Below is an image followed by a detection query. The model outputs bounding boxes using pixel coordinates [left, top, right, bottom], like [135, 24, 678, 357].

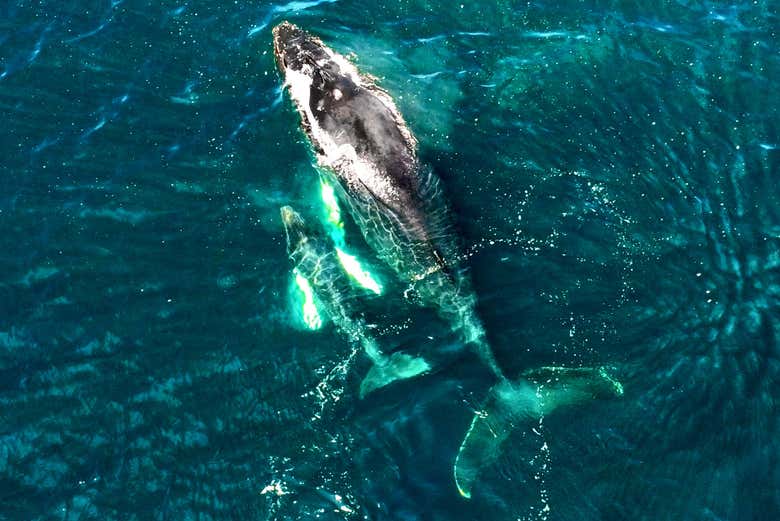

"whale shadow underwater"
[271, 21, 623, 499]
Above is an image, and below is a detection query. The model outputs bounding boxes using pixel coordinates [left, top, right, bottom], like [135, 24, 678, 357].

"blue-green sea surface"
[1, 1, 778, 519]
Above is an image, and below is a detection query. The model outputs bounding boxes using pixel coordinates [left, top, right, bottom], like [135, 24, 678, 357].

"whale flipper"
[359, 351, 431, 398]
[454, 367, 624, 499]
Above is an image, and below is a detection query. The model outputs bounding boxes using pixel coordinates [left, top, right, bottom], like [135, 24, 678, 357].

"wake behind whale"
[272, 21, 622, 499]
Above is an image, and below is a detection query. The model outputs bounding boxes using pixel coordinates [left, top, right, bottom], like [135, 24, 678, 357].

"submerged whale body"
[273, 22, 623, 499]
[281, 206, 430, 397]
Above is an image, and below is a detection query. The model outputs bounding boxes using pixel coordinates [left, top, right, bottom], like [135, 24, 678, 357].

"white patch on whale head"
[325, 50, 362, 86]
[332, 88, 342, 100]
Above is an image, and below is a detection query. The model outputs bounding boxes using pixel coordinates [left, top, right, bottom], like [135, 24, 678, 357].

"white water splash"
[248, 0, 339, 37]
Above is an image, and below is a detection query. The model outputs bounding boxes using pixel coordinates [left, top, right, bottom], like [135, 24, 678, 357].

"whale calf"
[273, 22, 622, 498]
[281, 205, 430, 397]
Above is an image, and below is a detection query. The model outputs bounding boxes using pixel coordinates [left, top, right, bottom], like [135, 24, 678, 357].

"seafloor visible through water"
[1, 1, 778, 520]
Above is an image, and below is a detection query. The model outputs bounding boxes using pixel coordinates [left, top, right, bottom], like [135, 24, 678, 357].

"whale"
[272, 22, 623, 499]
[272, 21, 502, 378]
[453, 366, 623, 497]
[281, 205, 430, 398]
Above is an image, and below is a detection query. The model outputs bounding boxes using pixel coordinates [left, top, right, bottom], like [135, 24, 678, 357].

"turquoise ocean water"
[1, 1, 778, 519]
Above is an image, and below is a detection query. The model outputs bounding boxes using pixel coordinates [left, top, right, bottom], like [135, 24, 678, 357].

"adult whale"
[272, 22, 622, 498]
[272, 21, 502, 378]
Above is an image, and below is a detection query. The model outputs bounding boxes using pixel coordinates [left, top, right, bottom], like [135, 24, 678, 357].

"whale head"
[272, 21, 363, 128]
[272, 22, 331, 75]
[280, 205, 309, 252]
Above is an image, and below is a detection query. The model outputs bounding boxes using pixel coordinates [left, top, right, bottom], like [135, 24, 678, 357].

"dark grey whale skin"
[273, 22, 417, 190]
[273, 22, 502, 378]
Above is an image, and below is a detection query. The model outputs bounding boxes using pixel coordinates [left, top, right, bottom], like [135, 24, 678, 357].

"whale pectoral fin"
[359, 352, 431, 398]
[454, 368, 624, 499]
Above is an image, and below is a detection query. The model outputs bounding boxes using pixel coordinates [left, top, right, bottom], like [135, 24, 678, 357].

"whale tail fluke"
[522, 365, 624, 413]
[359, 352, 431, 398]
[453, 366, 623, 499]
[453, 379, 540, 499]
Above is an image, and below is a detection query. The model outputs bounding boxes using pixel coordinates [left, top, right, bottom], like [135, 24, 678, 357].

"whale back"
[311, 77, 417, 187]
